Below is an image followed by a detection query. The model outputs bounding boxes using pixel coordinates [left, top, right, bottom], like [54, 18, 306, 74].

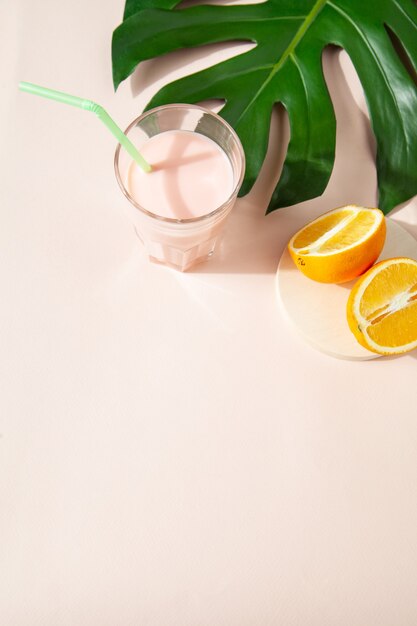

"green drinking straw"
[19, 81, 152, 173]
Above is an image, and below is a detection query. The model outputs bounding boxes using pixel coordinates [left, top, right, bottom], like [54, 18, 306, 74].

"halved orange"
[347, 257, 417, 355]
[288, 205, 386, 283]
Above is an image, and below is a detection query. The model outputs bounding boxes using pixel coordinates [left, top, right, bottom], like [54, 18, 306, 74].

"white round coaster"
[276, 218, 417, 360]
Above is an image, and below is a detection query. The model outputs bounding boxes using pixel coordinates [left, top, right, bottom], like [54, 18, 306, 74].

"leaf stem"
[236, 0, 328, 124]
[272, 0, 328, 73]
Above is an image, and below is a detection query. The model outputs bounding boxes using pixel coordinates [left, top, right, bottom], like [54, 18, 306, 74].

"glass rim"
[114, 103, 246, 225]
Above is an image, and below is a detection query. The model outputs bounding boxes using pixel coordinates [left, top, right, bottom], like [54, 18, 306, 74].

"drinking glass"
[114, 104, 245, 271]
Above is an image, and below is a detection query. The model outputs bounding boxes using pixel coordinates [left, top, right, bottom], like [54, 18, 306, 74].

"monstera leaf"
[112, 0, 417, 214]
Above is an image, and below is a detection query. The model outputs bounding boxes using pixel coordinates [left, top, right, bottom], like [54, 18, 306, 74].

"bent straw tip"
[18, 80, 152, 173]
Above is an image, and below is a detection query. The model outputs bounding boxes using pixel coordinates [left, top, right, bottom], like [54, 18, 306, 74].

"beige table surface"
[2, 1, 417, 624]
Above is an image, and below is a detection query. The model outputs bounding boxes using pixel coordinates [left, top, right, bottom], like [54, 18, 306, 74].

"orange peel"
[288, 205, 386, 283]
[347, 257, 417, 355]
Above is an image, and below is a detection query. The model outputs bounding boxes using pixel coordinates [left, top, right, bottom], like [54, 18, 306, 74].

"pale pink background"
[2, 1, 417, 624]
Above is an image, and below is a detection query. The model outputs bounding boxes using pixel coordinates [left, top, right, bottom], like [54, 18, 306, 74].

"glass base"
[148, 250, 214, 272]
[134, 227, 217, 271]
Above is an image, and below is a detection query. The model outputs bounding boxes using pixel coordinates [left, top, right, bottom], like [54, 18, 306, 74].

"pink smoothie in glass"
[126, 130, 234, 219]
